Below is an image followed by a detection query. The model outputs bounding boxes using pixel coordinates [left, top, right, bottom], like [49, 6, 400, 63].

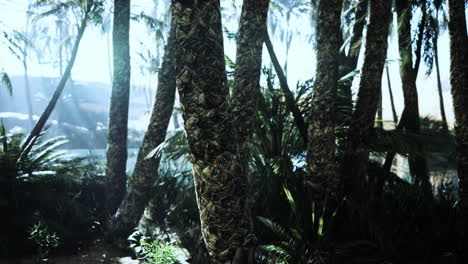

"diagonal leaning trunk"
[447, 0, 468, 204]
[105, 0, 131, 216]
[433, 32, 449, 131]
[342, 0, 391, 197]
[307, 0, 343, 198]
[21, 12, 89, 156]
[109, 25, 176, 240]
[264, 32, 307, 144]
[172, 1, 250, 262]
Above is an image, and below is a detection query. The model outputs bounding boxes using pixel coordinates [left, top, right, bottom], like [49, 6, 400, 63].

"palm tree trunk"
[231, 0, 270, 159]
[386, 65, 398, 124]
[172, 1, 250, 263]
[22, 61, 34, 129]
[307, 0, 343, 198]
[105, 0, 131, 216]
[377, 92, 383, 129]
[109, 25, 176, 240]
[342, 0, 391, 197]
[264, 32, 307, 144]
[447, 0, 468, 203]
[434, 34, 449, 130]
[231, 2, 270, 261]
[21, 15, 88, 155]
[23, 10, 34, 130]
[336, 0, 368, 127]
[396, 0, 430, 193]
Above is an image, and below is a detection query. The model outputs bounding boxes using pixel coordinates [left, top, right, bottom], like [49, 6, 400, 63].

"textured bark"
[434, 34, 449, 130]
[264, 32, 307, 144]
[386, 65, 398, 124]
[306, 0, 343, 198]
[342, 0, 391, 196]
[231, 0, 270, 149]
[172, 1, 250, 262]
[109, 27, 176, 239]
[377, 92, 383, 129]
[396, 0, 430, 191]
[105, 0, 131, 216]
[230, 2, 270, 261]
[447, 0, 468, 202]
[21, 14, 88, 155]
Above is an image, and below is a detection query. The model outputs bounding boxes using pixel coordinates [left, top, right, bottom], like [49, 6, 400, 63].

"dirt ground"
[0, 242, 139, 264]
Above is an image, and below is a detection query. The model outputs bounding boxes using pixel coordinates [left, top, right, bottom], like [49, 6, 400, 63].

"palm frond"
[258, 216, 295, 244]
[0, 71, 13, 96]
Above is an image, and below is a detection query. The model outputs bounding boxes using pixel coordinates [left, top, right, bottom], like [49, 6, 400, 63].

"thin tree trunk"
[23, 8, 34, 130]
[264, 32, 307, 144]
[336, 0, 368, 127]
[434, 34, 449, 130]
[348, 0, 368, 63]
[23, 61, 34, 129]
[447, 0, 468, 203]
[172, 1, 250, 263]
[377, 92, 383, 129]
[21, 16, 88, 155]
[307, 0, 343, 198]
[396, 0, 430, 193]
[105, 0, 131, 216]
[386, 65, 398, 124]
[342, 0, 391, 196]
[109, 26, 176, 240]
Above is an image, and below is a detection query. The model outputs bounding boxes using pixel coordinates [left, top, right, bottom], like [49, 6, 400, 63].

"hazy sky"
[1, 0, 466, 127]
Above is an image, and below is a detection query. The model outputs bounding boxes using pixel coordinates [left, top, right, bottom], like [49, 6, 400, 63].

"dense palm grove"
[1, 0, 468, 263]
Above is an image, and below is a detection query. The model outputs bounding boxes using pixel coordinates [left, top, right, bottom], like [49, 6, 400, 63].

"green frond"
[258, 216, 295, 244]
[259, 245, 291, 262]
[283, 185, 297, 215]
[0, 71, 13, 96]
[146, 129, 188, 162]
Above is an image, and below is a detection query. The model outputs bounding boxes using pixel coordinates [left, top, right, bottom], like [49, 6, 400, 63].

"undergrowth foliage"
[0, 123, 106, 256]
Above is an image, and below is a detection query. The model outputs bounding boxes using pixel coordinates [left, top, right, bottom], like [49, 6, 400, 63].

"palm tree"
[105, 0, 131, 216]
[22, 0, 104, 157]
[395, 0, 430, 193]
[172, 0, 267, 262]
[306, 0, 343, 198]
[342, 0, 391, 196]
[447, 0, 468, 203]
[231, 0, 270, 159]
[231, 1, 270, 260]
[110, 22, 176, 240]
[423, 0, 448, 131]
[0, 71, 12, 96]
[336, 0, 368, 128]
[2, 28, 34, 128]
[385, 64, 399, 124]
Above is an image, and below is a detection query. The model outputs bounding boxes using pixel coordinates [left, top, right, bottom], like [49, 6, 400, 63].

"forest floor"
[0, 242, 139, 264]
